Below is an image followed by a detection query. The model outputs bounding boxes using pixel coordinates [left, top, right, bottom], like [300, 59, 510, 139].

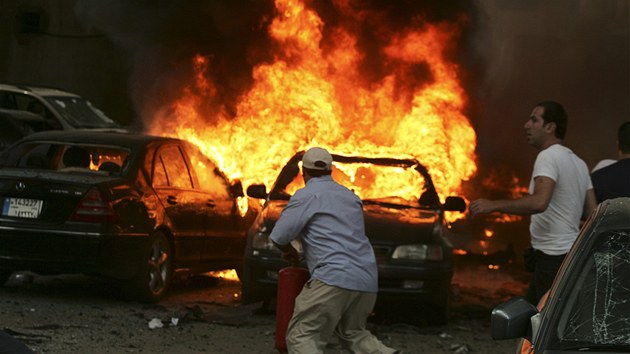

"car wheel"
[124, 231, 173, 303]
[427, 285, 451, 325]
[240, 263, 265, 304]
[0, 270, 13, 285]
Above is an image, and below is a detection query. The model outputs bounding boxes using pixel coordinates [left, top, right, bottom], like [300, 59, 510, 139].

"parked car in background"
[0, 83, 121, 131]
[0, 130, 257, 302]
[241, 151, 466, 324]
[0, 109, 46, 152]
[492, 197, 630, 353]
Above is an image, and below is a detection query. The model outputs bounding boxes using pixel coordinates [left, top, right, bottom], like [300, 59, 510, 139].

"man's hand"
[469, 198, 494, 217]
[273, 241, 301, 266]
[281, 248, 301, 266]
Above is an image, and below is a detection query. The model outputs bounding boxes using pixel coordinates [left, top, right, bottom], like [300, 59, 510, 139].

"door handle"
[207, 200, 216, 208]
[167, 195, 178, 205]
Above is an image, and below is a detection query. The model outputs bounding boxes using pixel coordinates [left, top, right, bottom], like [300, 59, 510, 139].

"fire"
[148, 0, 477, 208]
[207, 269, 240, 281]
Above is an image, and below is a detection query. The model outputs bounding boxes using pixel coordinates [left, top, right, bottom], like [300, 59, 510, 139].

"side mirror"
[230, 180, 245, 198]
[444, 196, 466, 212]
[491, 297, 538, 340]
[246, 184, 267, 199]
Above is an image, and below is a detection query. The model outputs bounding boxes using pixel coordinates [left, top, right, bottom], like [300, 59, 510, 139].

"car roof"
[291, 150, 422, 168]
[14, 130, 179, 149]
[0, 83, 80, 98]
[593, 197, 630, 231]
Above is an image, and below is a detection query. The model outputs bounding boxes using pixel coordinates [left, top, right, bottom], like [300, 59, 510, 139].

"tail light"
[69, 187, 117, 223]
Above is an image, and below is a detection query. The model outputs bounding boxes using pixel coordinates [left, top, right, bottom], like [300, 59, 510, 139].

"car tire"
[124, 231, 173, 303]
[427, 285, 451, 326]
[0, 270, 13, 285]
[240, 263, 266, 305]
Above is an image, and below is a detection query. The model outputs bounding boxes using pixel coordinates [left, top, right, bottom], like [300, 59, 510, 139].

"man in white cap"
[270, 147, 398, 354]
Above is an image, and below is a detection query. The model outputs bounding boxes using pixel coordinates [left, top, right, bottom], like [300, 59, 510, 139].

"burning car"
[241, 151, 466, 324]
[0, 130, 256, 302]
[492, 197, 630, 353]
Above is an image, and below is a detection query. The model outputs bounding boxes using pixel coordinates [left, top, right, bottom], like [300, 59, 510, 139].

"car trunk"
[0, 169, 112, 225]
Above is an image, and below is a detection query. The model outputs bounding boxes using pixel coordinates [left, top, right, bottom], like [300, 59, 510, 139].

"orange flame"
[207, 269, 239, 281]
[149, 0, 476, 207]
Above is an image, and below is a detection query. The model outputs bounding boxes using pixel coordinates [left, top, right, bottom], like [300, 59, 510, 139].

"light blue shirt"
[269, 175, 378, 293]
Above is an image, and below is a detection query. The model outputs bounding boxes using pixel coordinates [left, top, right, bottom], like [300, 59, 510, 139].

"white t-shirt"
[529, 144, 593, 255]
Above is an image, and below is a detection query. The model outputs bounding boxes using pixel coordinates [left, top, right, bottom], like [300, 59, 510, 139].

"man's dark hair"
[303, 167, 332, 177]
[618, 121, 630, 153]
[537, 100, 568, 139]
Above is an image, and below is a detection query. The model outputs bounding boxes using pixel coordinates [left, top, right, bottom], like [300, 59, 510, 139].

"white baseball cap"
[302, 147, 333, 171]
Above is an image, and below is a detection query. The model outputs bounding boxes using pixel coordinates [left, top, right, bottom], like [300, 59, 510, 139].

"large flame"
[149, 0, 477, 206]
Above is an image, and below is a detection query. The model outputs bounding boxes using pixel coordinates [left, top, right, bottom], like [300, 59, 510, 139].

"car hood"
[261, 199, 441, 244]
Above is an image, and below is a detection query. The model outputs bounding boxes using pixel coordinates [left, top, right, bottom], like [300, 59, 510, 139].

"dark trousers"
[526, 250, 566, 305]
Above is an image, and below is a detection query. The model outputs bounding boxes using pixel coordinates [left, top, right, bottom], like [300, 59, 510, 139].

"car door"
[183, 144, 246, 263]
[152, 143, 209, 263]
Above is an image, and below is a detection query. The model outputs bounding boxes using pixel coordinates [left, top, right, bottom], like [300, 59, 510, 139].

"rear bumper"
[242, 253, 453, 303]
[0, 225, 148, 279]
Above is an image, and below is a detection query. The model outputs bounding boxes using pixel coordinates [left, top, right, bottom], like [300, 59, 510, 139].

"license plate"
[2, 198, 43, 218]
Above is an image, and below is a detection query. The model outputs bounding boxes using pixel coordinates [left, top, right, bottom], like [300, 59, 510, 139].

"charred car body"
[492, 197, 630, 353]
[0, 130, 256, 302]
[241, 151, 466, 324]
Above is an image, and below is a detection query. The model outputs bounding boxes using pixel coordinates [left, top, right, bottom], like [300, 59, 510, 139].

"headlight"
[252, 226, 276, 251]
[392, 244, 443, 261]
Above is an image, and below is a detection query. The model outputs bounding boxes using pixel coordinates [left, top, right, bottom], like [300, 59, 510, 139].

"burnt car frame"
[241, 151, 466, 324]
[0, 130, 256, 302]
[492, 197, 630, 353]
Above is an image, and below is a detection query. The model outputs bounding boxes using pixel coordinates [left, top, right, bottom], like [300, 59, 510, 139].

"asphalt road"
[0, 257, 527, 353]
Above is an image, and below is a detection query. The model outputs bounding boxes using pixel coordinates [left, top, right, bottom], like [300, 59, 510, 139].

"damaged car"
[0, 130, 257, 302]
[492, 197, 630, 353]
[241, 151, 466, 324]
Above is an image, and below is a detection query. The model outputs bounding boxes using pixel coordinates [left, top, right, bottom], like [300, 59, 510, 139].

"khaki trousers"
[286, 279, 397, 354]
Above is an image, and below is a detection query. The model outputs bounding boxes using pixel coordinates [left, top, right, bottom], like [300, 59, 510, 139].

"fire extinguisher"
[275, 266, 310, 352]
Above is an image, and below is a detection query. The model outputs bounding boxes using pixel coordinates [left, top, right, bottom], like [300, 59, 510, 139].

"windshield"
[555, 229, 630, 348]
[270, 158, 438, 208]
[44, 96, 119, 129]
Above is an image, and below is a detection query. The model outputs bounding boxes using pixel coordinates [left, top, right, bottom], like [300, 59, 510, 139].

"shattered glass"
[558, 229, 630, 346]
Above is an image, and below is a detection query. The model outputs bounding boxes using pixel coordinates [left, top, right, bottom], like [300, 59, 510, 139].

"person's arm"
[582, 188, 597, 220]
[273, 241, 300, 265]
[470, 176, 555, 216]
[269, 193, 312, 265]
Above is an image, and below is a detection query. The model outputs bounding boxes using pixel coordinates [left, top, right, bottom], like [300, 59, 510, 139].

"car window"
[0, 91, 18, 109]
[43, 96, 118, 129]
[154, 144, 193, 189]
[557, 229, 630, 347]
[0, 141, 129, 174]
[185, 144, 230, 199]
[272, 159, 429, 207]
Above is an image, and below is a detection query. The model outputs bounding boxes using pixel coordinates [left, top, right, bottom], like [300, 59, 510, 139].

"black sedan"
[0, 130, 257, 302]
[492, 197, 630, 353]
[241, 151, 466, 324]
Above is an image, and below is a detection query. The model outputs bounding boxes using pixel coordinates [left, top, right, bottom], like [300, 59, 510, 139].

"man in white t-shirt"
[470, 101, 596, 304]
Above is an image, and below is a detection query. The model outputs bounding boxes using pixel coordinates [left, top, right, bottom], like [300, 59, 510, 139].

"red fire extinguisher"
[275, 266, 310, 352]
